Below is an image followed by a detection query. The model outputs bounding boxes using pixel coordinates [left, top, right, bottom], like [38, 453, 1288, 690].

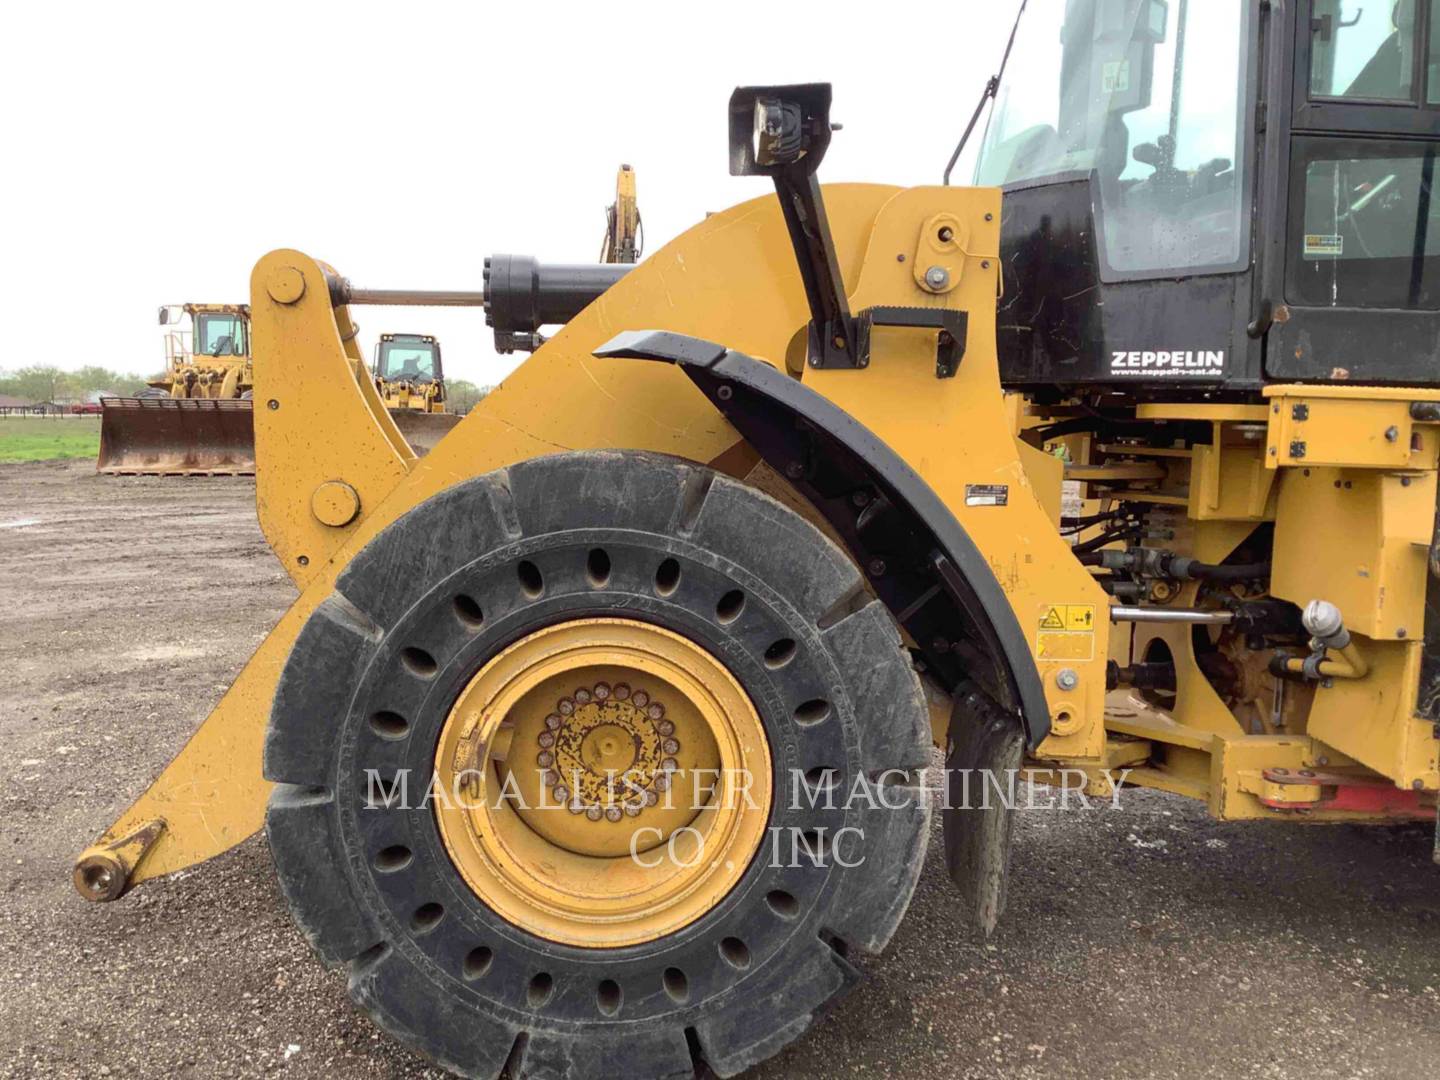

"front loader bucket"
[97, 397, 255, 476]
[387, 409, 462, 456]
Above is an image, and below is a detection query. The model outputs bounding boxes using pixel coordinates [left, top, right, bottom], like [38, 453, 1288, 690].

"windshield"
[976, 0, 1250, 276]
[194, 313, 247, 357]
[376, 339, 437, 382]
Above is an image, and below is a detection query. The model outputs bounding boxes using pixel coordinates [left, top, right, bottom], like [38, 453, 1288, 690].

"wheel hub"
[434, 618, 772, 947]
[543, 681, 681, 824]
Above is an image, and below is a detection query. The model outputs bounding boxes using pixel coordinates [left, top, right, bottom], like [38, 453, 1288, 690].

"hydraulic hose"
[1169, 557, 1271, 583]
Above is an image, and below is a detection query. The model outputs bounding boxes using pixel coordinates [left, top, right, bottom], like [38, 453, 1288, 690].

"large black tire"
[264, 451, 930, 1079]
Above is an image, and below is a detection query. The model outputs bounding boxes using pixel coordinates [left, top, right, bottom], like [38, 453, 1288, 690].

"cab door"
[1265, 0, 1440, 383]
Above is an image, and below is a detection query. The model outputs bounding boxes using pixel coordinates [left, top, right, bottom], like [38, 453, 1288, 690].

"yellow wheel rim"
[434, 618, 772, 948]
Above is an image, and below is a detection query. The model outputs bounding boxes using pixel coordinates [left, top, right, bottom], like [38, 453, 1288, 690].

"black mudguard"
[596, 329, 1049, 749]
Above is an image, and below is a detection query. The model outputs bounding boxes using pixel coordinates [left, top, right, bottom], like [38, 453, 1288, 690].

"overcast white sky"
[1, 1, 1014, 387]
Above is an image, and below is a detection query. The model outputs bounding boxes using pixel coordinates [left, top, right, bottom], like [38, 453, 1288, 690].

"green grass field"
[0, 417, 100, 463]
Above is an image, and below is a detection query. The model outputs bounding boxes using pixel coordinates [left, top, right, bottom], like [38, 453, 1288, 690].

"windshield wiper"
[943, 0, 1030, 185]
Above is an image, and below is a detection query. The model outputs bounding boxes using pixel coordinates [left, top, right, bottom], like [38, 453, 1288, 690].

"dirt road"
[2, 461, 1438, 1078]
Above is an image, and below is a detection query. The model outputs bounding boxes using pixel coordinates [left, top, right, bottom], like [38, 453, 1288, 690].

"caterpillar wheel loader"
[97, 303, 256, 475]
[75, 1, 1440, 1076]
[371, 331, 462, 452]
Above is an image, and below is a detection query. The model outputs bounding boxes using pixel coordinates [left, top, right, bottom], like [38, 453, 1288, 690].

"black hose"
[1072, 526, 1140, 556]
[1060, 508, 1136, 534]
[1175, 558, 1271, 583]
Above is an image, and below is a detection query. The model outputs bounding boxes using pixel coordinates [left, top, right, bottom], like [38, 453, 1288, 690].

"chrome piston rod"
[332, 284, 487, 307]
[1110, 606, 1235, 625]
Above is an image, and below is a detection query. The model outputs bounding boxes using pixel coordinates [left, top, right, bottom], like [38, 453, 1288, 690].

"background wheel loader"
[75, 2, 1440, 1077]
[370, 331, 461, 452]
[97, 303, 256, 475]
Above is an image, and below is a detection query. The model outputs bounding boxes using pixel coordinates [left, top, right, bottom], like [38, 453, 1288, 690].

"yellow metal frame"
[1024, 384, 1440, 818]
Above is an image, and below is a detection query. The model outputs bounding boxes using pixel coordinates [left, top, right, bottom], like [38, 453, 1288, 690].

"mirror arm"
[771, 167, 861, 370]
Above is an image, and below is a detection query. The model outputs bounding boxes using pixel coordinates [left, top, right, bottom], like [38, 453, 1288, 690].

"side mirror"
[158, 306, 170, 326]
[728, 83, 834, 178]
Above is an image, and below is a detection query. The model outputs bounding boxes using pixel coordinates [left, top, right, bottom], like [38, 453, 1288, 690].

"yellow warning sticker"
[1039, 604, 1096, 631]
[1037, 632, 1095, 661]
[1036, 605, 1098, 662]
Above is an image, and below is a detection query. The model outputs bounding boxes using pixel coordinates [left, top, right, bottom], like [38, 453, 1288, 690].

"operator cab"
[373, 333, 443, 384]
[157, 304, 250, 360]
[975, 0, 1439, 394]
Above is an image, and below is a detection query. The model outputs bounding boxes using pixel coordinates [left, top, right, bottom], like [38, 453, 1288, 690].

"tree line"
[446, 381, 492, 414]
[0, 365, 152, 403]
[0, 364, 494, 413]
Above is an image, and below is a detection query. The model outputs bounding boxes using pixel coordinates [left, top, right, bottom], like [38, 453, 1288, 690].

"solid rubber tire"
[264, 450, 931, 1079]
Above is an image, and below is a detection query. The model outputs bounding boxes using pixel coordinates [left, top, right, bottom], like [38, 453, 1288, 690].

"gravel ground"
[2, 461, 1438, 1079]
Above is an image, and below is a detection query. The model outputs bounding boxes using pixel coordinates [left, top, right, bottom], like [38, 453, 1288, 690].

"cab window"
[1309, 0, 1436, 101]
[194, 313, 247, 357]
[976, 0, 1251, 277]
[377, 341, 437, 382]
[1288, 137, 1438, 308]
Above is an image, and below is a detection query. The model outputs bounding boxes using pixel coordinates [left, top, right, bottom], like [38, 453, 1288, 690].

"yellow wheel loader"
[97, 303, 256, 475]
[77, 2, 1440, 1076]
[371, 331, 461, 452]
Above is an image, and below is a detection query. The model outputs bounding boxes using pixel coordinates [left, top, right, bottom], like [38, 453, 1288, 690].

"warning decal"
[1036, 604, 1097, 662]
[1039, 604, 1095, 631]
